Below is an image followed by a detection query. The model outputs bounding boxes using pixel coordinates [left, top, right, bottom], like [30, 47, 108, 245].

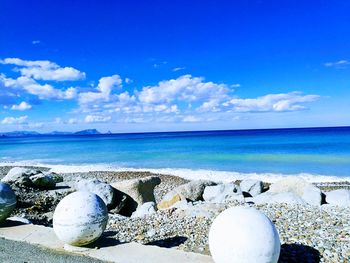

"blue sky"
[0, 0, 350, 133]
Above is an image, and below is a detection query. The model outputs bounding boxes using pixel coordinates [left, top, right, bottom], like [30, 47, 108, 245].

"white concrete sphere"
[53, 191, 108, 246]
[209, 206, 280, 263]
[0, 183, 17, 223]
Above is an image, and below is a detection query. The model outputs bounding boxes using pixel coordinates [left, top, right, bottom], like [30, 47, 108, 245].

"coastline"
[1, 161, 350, 184]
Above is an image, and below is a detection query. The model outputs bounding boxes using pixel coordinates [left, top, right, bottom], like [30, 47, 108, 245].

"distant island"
[0, 129, 102, 137]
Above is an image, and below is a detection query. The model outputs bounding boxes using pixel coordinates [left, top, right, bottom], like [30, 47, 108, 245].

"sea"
[1, 126, 350, 183]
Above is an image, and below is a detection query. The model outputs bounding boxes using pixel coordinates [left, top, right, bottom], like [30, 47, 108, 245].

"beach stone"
[48, 172, 64, 183]
[131, 202, 156, 218]
[76, 179, 116, 209]
[53, 191, 108, 246]
[29, 173, 56, 189]
[0, 183, 17, 223]
[325, 189, 350, 207]
[240, 179, 263, 197]
[203, 183, 244, 203]
[1, 167, 39, 186]
[209, 206, 280, 263]
[158, 180, 216, 209]
[268, 177, 322, 205]
[176, 202, 225, 218]
[253, 192, 307, 205]
[111, 176, 161, 215]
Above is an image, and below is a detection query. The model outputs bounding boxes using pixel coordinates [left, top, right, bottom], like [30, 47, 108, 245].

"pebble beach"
[1, 165, 350, 263]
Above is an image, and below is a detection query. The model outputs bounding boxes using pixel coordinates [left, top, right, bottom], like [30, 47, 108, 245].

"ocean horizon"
[1, 126, 350, 183]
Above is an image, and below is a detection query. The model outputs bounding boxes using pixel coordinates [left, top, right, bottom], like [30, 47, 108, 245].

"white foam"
[1, 161, 349, 183]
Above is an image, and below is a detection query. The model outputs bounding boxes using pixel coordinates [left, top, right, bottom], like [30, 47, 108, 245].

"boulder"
[253, 192, 307, 205]
[131, 202, 156, 218]
[30, 173, 56, 189]
[158, 180, 216, 209]
[176, 202, 225, 218]
[0, 183, 17, 223]
[76, 179, 116, 209]
[1, 167, 40, 186]
[203, 183, 244, 203]
[111, 176, 161, 215]
[268, 177, 322, 206]
[325, 189, 350, 207]
[240, 179, 263, 197]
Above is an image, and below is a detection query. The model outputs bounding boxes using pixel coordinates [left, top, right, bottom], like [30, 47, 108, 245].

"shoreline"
[1, 161, 350, 184]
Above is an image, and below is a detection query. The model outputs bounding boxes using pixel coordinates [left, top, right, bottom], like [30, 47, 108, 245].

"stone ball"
[209, 206, 280, 263]
[53, 191, 108, 246]
[0, 183, 17, 223]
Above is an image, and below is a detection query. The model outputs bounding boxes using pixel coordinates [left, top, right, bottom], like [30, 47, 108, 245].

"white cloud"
[1, 115, 28, 124]
[324, 60, 349, 68]
[0, 57, 85, 81]
[68, 118, 78, 124]
[32, 40, 41, 45]
[79, 75, 122, 105]
[125, 78, 133, 84]
[138, 75, 229, 105]
[84, 115, 111, 123]
[182, 115, 202, 122]
[172, 67, 186, 72]
[11, 101, 32, 111]
[223, 92, 320, 112]
[1, 75, 77, 100]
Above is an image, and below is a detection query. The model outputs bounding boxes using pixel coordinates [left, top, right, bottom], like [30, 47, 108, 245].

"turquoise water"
[1, 127, 350, 178]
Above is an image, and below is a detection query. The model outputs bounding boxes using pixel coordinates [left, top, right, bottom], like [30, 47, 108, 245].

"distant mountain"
[46, 131, 73, 135]
[0, 131, 41, 137]
[74, 129, 101, 135]
[0, 129, 102, 137]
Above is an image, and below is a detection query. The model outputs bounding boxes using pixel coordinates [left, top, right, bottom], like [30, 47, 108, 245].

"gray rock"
[157, 180, 216, 209]
[111, 176, 161, 215]
[1, 167, 40, 186]
[131, 202, 156, 218]
[253, 192, 307, 205]
[325, 189, 350, 207]
[240, 179, 263, 197]
[268, 177, 322, 206]
[203, 183, 244, 203]
[30, 173, 56, 189]
[0, 182, 17, 223]
[176, 202, 225, 218]
[76, 179, 116, 209]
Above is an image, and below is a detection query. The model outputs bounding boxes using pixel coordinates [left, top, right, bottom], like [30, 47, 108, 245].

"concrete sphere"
[0, 183, 17, 223]
[53, 191, 108, 246]
[209, 207, 280, 263]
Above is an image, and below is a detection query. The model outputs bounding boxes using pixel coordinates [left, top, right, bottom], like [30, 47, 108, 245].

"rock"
[48, 172, 64, 184]
[253, 192, 307, 205]
[203, 183, 244, 203]
[158, 180, 215, 209]
[30, 173, 56, 189]
[131, 202, 156, 218]
[7, 216, 32, 224]
[268, 177, 322, 206]
[1, 167, 39, 186]
[111, 176, 161, 214]
[53, 191, 108, 246]
[325, 189, 350, 207]
[0, 183, 17, 223]
[240, 179, 263, 197]
[76, 179, 116, 209]
[176, 202, 225, 218]
[157, 192, 182, 210]
[209, 207, 280, 263]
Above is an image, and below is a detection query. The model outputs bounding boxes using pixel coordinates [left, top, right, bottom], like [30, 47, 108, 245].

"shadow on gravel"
[85, 231, 126, 249]
[145, 236, 188, 248]
[279, 243, 321, 263]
